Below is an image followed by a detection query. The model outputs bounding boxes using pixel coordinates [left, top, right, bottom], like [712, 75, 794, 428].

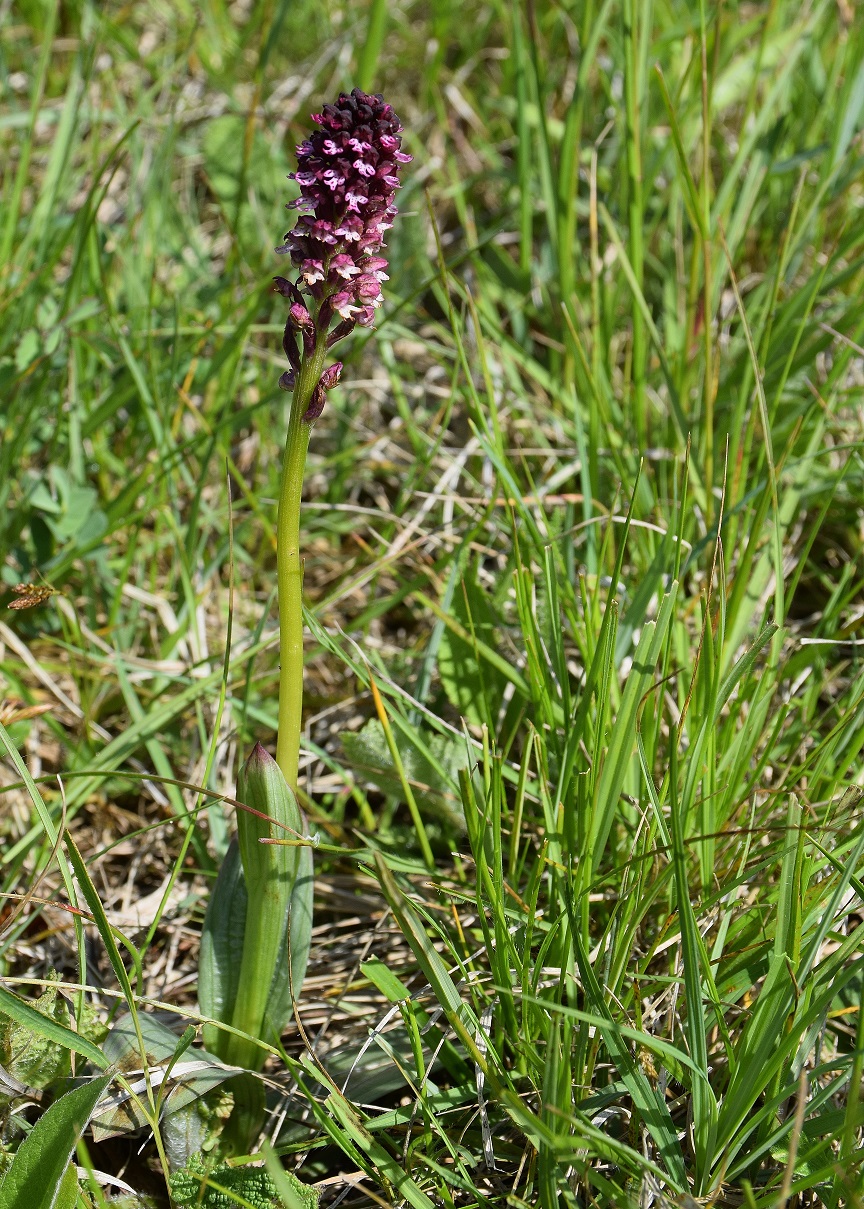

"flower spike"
[276, 88, 410, 419]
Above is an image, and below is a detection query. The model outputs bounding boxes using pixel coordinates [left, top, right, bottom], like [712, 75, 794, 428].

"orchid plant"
[272, 88, 410, 789]
[196, 89, 410, 1155]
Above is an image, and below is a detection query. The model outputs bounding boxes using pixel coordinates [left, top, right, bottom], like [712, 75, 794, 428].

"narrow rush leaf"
[723, 420, 826, 670]
[808, 832, 864, 908]
[536, 1121, 672, 1184]
[564, 887, 687, 1190]
[636, 734, 672, 851]
[362, 958, 411, 1004]
[65, 835, 141, 1003]
[326, 1092, 436, 1209]
[714, 911, 864, 1158]
[654, 64, 706, 238]
[555, 469, 644, 805]
[538, 1017, 562, 1204]
[615, 534, 673, 667]
[719, 227, 784, 652]
[510, 989, 712, 1087]
[509, 1, 533, 272]
[712, 621, 777, 725]
[591, 583, 678, 870]
[840, 968, 864, 1179]
[798, 826, 864, 984]
[114, 663, 198, 843]
[53, 635, 279, 817]
[356, 0, 388, 92]
[669, 749, 718, 1185]
[372, 854, 466, 1025]
[621, 0, 647, 443]
[597, 204, 697, 482]
[714, 951, 799, 1156]
[463, 421, 548, 550]
[369, 675, 435, 871]
[0, 719, 89, 1025]
[373, 853, 559, 1154]
[775, 794, 803, 965]
[63, 837, 155, 1121]
[0, 0, 58, 267]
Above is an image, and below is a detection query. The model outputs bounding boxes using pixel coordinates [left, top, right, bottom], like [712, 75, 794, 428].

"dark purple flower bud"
[320, 362, 342, 390]
[303, 382, 327, 424]
[282, 323, 300, 371]
[279, 369, 296, 391]
[289, 302, 314, 330]
[273, 276, 304, 307]
[287, 303, 315, 356]
[301, 363, 343, 424]
[327, 318, 356, 347]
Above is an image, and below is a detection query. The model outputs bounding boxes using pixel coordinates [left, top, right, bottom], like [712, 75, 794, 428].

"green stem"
[275, 337, 327, 790]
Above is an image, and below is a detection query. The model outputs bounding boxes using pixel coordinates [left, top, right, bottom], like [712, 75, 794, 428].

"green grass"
[2, 0, 864, 1205]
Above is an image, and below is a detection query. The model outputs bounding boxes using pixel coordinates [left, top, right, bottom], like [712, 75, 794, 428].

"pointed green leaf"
[199, 839, 247, 1054]
[0, 1074, 111, 1209]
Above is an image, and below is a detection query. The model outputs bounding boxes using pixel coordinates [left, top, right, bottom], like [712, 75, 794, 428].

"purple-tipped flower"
[275, 89, 410, 421]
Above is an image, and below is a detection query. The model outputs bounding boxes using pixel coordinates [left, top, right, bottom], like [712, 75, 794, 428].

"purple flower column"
[273, 90, 409, 787]
[275, 88, 411, 421]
